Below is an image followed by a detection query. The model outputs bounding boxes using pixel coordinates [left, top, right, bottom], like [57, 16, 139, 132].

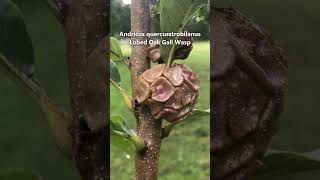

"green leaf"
[163, 108, 210, 138]
[110, 37, 123, 61]
[185, 108, 210, 122]
[0, 170, 41, 180]
[189, 1, 210, 23]
[0, 0, 35, 77]
[251, 150, 320, 179]
[110, 115, 131, 137]
[110, 115, 146, 152]
[159, 0, 207, 62]
[110, 60, 121, 86]
[110, 60, 133, 111]
[111, 132, 133, 154]
[0, 53, 73, 158]
[110, 115, 133, 153]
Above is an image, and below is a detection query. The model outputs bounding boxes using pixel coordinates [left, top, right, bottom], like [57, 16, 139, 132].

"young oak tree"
[0, 0, 109, 179]
[110, 0, 209, 179]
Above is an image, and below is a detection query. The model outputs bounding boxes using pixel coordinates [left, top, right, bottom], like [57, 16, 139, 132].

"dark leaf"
[251, 150, 320, 179]
[0, 170, 41, 180]
[0, 0, 35, 77]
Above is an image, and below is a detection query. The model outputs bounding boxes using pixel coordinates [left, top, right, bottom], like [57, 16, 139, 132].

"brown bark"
[61, 0, 109, 179]
[130, 0, 162, 180]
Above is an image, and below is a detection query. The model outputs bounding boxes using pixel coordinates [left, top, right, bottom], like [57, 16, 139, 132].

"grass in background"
[110, 42, 210, 179]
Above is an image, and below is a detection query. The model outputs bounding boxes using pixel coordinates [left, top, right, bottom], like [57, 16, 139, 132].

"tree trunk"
[130, 0, 162, 180]
[63, 0, 109, 179]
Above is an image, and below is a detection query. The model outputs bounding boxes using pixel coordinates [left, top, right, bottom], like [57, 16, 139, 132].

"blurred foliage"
[0, 0, 35, 77]
[0, 0, 79, 179]
[110, 0, 131, 37]
[0, 170, 41, 180]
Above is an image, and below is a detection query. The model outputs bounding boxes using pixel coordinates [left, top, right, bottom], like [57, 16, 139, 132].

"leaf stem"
[110, 80, 134, 112]
[162, 122, 177, 138]
[130, 131, 146, 152]
[165, 2, 195, 68]
[166, 43, 177, 68]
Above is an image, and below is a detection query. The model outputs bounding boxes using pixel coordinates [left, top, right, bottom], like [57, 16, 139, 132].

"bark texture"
[131, 0, 162, 180]
[62, 0, 109, 179]
[211, 8, 288, 180]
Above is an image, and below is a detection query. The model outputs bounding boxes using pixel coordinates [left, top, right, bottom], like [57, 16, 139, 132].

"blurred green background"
[216, 0, 320, 179]
[0, 0, 80, 179]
